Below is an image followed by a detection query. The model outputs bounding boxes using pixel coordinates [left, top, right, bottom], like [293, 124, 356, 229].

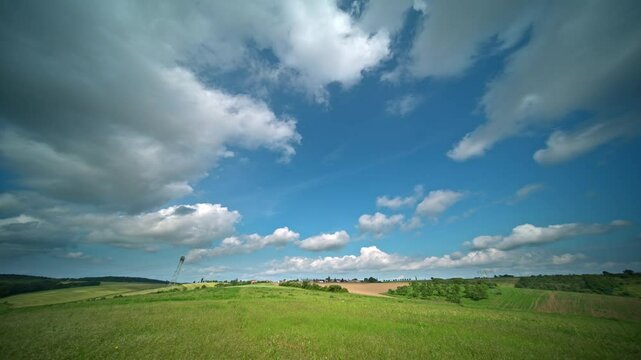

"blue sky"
[1, 0, 640, 281]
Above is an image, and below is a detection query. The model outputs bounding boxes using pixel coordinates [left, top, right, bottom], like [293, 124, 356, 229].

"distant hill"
[0, 274, 167, 298]
[0, 274, 54, 281]
[74, 276, 168, 284]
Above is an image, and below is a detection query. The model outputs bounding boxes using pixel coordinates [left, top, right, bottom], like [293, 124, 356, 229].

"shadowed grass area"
[2, 282, 165, 307]
[0, 285, 640, 359]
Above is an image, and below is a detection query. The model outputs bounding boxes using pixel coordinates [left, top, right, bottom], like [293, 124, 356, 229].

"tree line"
[0, 277, 100, 298]
[515, 270, 639, 296]
[0, 274, 168, 298]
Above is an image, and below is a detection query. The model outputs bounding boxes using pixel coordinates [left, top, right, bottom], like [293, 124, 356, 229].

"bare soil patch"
[320, 282, 408, 297]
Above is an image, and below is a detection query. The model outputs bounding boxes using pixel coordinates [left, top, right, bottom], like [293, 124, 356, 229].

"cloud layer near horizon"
[186, 229, 351, 262]
[263, 246, 510, 275]
[264, 220, 630, 275]
[0, 200, 242, 255]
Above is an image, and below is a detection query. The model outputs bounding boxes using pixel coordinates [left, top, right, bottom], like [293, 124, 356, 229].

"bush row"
[215, 280, 255, 287]
[389, 280, 495, 303]
[279, 281, 348, 293]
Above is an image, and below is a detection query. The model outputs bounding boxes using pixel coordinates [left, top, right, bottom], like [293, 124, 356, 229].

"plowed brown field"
[320, 282, 408, 297]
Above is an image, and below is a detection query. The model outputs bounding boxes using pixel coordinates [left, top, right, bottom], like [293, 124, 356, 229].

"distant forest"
[0, 274, 167, 298]
[515, 270, 640, 297]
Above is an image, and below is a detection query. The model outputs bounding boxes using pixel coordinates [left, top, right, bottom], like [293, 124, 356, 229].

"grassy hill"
[0, 284, 639, 359]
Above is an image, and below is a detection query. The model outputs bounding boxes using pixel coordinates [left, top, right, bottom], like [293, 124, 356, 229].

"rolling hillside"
[1, 284, 639, 359]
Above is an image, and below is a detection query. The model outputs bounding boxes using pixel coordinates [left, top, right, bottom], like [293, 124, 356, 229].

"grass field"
[463, 286, 546, 311]
[0, 284, 640, 359]
[461, 286, 641, 321]
[534, 290, 641, 321]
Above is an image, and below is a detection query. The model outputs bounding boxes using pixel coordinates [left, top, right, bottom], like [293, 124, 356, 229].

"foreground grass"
[0, 285, 640, 359]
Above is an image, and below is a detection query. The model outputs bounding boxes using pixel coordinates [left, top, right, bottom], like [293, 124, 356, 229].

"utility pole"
[170, 256, 185, 285]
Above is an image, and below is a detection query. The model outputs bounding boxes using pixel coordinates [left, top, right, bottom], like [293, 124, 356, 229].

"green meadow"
[1, 284, 640, 359]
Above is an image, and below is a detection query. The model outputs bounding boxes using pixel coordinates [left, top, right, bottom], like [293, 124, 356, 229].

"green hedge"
[279, 281, 348, 293]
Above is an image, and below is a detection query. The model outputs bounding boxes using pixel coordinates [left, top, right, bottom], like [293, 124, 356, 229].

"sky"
[1, 0, 640, 282]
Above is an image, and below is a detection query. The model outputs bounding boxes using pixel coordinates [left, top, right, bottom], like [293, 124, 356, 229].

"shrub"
[279, 281, 303, 288]
[327, 284, 347, 293]
[442, 284, 460, 303]
[464, 284, 488, 301]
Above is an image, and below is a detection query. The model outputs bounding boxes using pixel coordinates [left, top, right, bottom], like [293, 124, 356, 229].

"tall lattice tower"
[170, 256, 185, 285]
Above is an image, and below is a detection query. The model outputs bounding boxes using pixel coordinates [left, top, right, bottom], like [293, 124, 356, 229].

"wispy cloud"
[507, 183, 544, 204]
[377, 185, 424, 210]
[386, 94, 423, 116]
[534, 117, 640, 165]
[467, 221, 630, 250]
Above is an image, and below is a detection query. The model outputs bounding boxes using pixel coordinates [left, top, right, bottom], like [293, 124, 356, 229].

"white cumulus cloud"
[85, 204, 241, 248]
[264, 246, 511, 275]
[0, 201, 244, 255]
[552, 253, 586, 265]
[416, 190, 463, 218]
[186, 227, 300, 262]
[358, 212, 405, 238]
[296, 230, 350, 251]
[0, 0, 395, 212]
[0, 2, 307, 212]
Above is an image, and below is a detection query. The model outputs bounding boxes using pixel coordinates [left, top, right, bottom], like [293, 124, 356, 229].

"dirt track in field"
[320, 282, 409, 297]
